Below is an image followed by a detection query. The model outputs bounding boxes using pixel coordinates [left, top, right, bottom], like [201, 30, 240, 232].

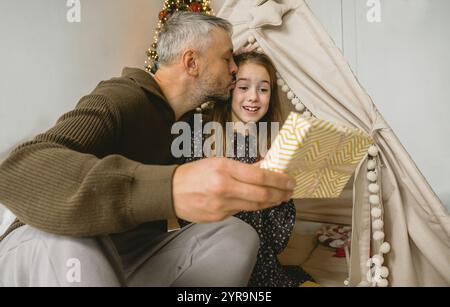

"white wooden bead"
[372, 254, 384, 266]
[343, 279, 349, 286]
[369, 195, 380, 205]
[303, 111, 312, 118]
[371, 207, 382, 218]
[371, 258, 381, 267]
[281, 85, 290, 92]
[201, 103, 209, 109]
[295, 103, 305, 112]
[367, 160, 377, 170]
[257, 47, 264, 53]
[277, 79, 285, 86]
[368, 145, 379, 157]
[366, 269, 373, 282]
[373, 268, 382, 282]
[196, 107, 202, 112]
[376, 278, 388, 287]
[368, 183, 380, 193]
[379, 266, 389, 278]
[379, 242, 391, 254]
[367, 171, 378, 182]
[247, 35, 256, 44]
[373, 231, 385, 241]
[372, 219, 384, 230]
[253, 42, 259, 48]
[291, 98, 300, 105]
[287, 91, 295, 99]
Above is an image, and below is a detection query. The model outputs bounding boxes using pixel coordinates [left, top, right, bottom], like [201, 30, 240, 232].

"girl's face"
[231, 62, 271, 124]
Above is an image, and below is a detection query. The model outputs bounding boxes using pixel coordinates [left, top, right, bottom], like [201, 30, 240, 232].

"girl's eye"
[239, 87, 248, 91]
[259, 88, 269, 93]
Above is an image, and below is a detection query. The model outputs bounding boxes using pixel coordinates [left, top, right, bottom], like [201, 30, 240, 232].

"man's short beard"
[194, 72, 231, 106]
[201, 92, 230, 105]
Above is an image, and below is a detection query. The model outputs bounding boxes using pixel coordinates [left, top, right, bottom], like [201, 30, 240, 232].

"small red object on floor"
[334, 247, 346, 257]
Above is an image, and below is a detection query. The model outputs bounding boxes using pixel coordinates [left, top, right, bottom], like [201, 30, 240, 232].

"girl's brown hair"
[205, 51, 283, 157]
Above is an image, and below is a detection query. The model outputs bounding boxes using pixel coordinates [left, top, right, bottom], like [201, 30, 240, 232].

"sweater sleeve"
[0, 90, 178, 237]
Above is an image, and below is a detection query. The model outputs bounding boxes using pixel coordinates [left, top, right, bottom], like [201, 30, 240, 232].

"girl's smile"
[242, 106, 261, 113]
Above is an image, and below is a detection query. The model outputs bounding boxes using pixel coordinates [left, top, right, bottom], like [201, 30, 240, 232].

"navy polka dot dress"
[177, 119, 313, 287]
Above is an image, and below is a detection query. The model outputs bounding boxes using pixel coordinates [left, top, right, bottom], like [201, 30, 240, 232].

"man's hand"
[172, 158, 295, 223]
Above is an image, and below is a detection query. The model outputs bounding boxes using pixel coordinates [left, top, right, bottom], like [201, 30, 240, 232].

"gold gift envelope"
[260, 112, 374, 198]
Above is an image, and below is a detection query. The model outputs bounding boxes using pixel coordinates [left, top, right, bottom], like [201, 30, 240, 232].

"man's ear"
[182, 49, 199, 77]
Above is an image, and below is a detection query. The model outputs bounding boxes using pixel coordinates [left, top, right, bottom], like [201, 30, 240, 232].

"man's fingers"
[227, 160, 295, 191]
[225, 198, 269, 213]
[225, 198, 285, 213]
[221, 178, 292, 204]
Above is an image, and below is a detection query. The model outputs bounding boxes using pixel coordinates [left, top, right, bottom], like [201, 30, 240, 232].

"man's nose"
[229, 58, 238, 75]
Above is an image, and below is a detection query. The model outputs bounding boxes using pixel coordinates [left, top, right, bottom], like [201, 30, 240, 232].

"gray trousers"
[0, 217, 260, 287]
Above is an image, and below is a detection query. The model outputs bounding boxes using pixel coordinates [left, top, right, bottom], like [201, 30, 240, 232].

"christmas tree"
[145, 0, 213, 74]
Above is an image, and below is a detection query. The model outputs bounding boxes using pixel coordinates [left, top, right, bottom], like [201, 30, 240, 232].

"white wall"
[0, 0, 159, 157]
[349, 0, 450, 209]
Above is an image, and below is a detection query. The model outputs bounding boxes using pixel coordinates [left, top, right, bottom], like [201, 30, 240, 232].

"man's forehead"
[210, 28, 233, 50]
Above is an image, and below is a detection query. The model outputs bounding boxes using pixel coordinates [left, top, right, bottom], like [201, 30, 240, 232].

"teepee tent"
[218, 0, 449, 286]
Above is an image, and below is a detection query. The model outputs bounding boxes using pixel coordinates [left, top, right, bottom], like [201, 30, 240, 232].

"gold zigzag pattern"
[261, 112, 373, 198]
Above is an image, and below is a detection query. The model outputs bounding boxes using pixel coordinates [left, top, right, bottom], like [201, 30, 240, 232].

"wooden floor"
[279, 220, 348, 287]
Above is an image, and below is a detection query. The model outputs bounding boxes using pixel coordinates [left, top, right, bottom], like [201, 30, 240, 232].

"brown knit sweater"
[0, 68, 180, 241]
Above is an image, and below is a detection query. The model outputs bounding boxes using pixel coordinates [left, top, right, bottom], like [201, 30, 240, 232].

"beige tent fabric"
[294, 177, 353, 226]
[218, 0, 450, 286]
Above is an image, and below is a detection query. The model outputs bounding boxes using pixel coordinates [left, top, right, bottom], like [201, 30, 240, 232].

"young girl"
[179, 52, 313, 287]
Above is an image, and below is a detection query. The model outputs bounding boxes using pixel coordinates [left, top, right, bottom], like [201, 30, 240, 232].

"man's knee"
[171, 217, 260, 286]
[217, 217, 260, 257]
[203, 217, 260, 274]
[37, 229, 123, 286]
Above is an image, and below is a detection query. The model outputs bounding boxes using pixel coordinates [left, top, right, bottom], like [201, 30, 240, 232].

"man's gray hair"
[156, 12, 232, 66]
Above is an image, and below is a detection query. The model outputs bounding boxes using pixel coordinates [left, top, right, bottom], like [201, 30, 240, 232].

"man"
[0, 12, 294, 286]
